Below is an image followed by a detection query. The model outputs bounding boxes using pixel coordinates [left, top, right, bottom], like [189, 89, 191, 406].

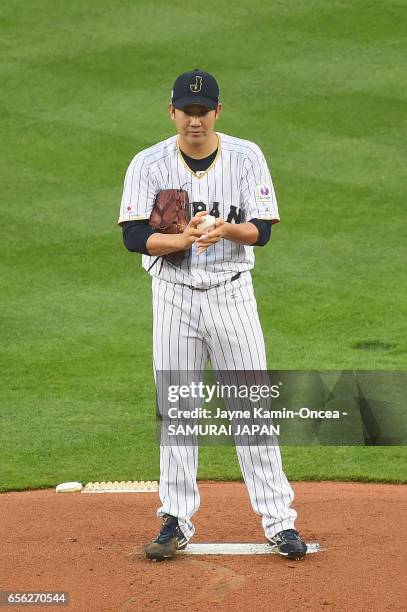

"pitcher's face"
[169, 103, 221, 147]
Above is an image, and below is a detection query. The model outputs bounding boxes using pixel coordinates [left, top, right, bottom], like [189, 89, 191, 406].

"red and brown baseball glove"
[149, 189, 190, 265]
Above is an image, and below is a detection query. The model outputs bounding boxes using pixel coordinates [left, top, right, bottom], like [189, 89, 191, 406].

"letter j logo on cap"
[190, 76, 203, 92]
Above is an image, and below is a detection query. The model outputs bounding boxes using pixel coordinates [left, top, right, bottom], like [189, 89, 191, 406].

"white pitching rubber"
[178, 543, 323, 555]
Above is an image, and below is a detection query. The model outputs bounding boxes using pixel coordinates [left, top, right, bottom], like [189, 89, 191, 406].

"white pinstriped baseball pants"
[152, 271, 297, 541]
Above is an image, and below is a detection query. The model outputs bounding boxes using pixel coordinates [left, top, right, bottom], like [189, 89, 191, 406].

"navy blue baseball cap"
[171, 69, 220, 110]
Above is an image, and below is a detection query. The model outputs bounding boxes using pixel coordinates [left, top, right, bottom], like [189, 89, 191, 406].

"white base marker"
[56, 482, 83, 493]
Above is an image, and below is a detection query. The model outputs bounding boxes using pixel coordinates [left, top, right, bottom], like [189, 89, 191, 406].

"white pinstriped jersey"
[118, 132, 280, 289]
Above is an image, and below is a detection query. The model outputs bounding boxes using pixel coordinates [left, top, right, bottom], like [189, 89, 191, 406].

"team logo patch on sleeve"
[256, 184, 272, 202]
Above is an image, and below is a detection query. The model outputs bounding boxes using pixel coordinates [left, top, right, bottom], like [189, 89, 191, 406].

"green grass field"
[1, 1, 406, 491]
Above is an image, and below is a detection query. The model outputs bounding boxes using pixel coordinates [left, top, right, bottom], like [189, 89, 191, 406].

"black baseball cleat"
[144, 514, 188, 561]
[268, 529, 307, 560]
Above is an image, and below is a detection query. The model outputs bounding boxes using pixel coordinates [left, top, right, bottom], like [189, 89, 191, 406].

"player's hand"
[178, 211, 210, 250]
[195, 219, 226, 255]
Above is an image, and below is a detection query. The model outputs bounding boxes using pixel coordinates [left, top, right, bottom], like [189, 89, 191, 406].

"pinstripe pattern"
[152, 272, 297, 541]
[122, 131, 297, 543]
[118, 132, 280, 290]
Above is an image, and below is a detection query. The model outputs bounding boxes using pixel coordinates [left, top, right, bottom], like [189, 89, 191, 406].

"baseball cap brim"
[173, 96, 218, 110]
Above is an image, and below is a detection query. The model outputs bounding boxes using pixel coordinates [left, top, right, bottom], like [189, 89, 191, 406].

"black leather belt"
[187, 272, 241, 291]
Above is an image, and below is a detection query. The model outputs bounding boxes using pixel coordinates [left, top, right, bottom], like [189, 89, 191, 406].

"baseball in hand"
[197, 214, 216, 232]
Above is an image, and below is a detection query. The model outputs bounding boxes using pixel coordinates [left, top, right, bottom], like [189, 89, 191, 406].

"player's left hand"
[195, 219, 226, 255]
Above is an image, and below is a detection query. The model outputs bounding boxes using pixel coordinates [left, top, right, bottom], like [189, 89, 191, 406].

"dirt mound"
[1, 482, 406, 611]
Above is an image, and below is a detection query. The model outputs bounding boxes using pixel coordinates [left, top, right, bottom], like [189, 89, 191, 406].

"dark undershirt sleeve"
[121, 218, 271, 253]
[248, 218, 272, 246]
[121, 220, 156, 254]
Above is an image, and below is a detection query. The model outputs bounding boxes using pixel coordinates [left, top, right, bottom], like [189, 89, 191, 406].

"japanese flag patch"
[256, 184, 272, 202]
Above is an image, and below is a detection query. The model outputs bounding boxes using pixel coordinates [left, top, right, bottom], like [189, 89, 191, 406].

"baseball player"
[118, 69, 307, 561]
